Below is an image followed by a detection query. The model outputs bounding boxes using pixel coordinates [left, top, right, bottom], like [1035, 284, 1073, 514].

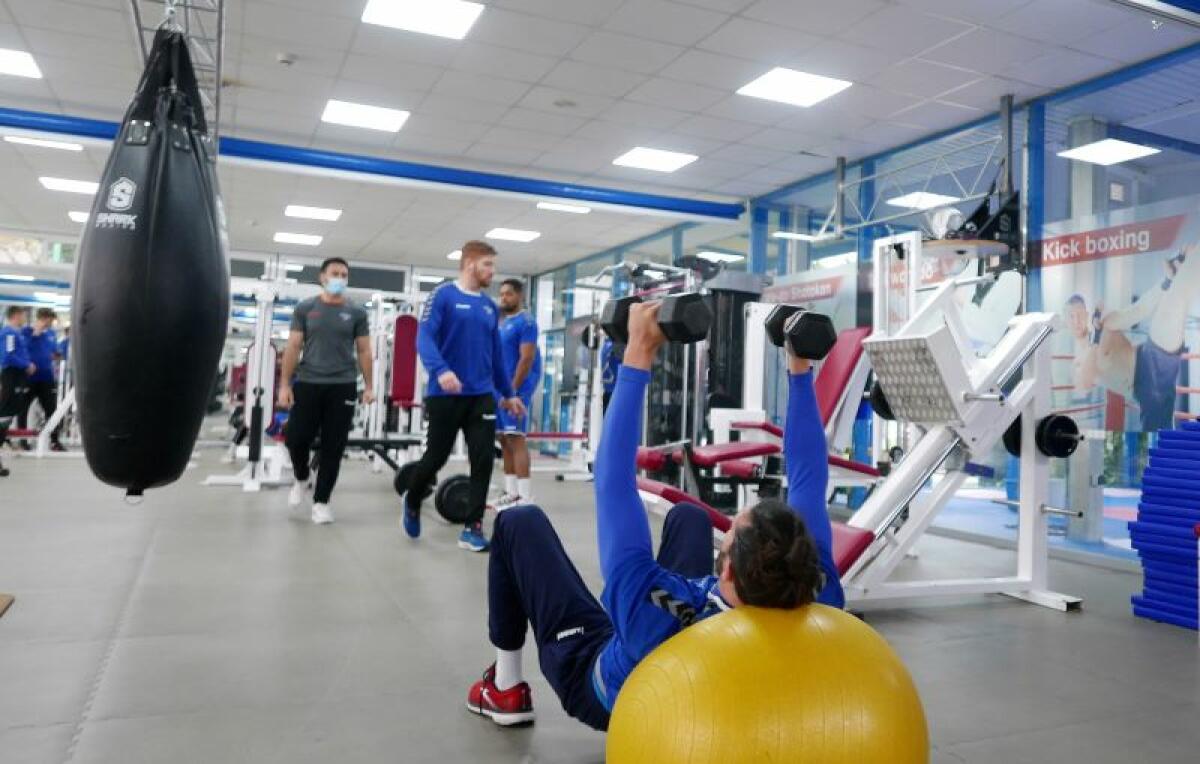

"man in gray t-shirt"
[278, 257, 373, 524]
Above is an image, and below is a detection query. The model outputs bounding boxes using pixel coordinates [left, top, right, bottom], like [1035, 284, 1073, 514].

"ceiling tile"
[33, 54, 139, 91]
[671, 114, 763, 142]
[481, 126, 565, 151]
[840, 6, 975, 57]
[888, 99, 984, 130]
[238, 62, 337, 98]
[594, 100, 689, 133]
[464, 143, 544, 166]
[541, 60, 647, 98]
[828, 85, 924, 120]
[402, 115, 493, 142]
[707, 143, 793, 167]
[919, 29, 1048, 74]
[625, 77, 728, 113]
[417, 93, 513, 123]
[787, 38, 908, 83]
[703, 94, 800, 126]
[698, 17, 825, 63]
[233, 35, 346, 78]
[449, 43, 559, 83]
[432, 69, 532, 107]
[936, 76, 1040, 110]
[530, 150, 612, 175]
[1071, 15, 1200, 64]
[492, 0, 625, 25]
[240, 2, 359, 50]
[1003, 48, 1121, 89]
[349, 25, 460, 67]
[989, 0, 1134, 45]
[226, 85, 330, 119]
[469, 8, 590, 57]
[657, 49, 770, 92]
[517, 86, 618, 118]
[775, 105, 875, 139]
[741, 126, 827, 152]
[498, 108, 588, 136]
[742, 0, 886, 35]
[570, 31, 686, 75]
[873, 59, 984, 98]
[673, 0, 756, 11]
[6, 0, 128, 40]
[603, 0, 729, 47]
[339, 55, 444, 92]
[892, 0, 1033, 24]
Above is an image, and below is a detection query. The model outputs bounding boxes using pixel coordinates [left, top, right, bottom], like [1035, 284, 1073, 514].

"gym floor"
[1, 448, 1198, 764]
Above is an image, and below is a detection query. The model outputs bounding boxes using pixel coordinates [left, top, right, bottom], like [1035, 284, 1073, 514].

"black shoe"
[50, 442, 66, 453]
[18, 441, 31, 452]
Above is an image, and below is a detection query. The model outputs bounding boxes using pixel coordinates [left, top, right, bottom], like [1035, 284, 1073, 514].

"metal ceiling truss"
[128, 0, 226, 143]
[803, 96, 1015, 240]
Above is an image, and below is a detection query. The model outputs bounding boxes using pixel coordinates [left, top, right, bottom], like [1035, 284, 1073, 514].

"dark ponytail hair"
[729, 500, 823, 609]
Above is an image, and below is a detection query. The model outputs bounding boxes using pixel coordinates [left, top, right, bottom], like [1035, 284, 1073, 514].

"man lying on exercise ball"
[467, 300, 843, 730]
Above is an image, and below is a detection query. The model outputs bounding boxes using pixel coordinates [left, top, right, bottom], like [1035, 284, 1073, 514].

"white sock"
[517, 478, 532, 502]
[505, 474, 518, 496]
[495, 648, 523, 690]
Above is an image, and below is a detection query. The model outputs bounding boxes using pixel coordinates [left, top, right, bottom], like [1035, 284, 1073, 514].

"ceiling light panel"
[486, 228, 541, 243]
[886, 191, 960, 210]
[361, 0, 485, 40]
[537, 201, 591, 214]
[0, 48, 42, 79]
[1057, 138, 1160, 166]
[612, 147, 698, 173]
[737, 67, 852, 108]
[4, 135, 83, 151]
[39, 177, 99, 194]
[68, 211, 89, 223]
[274, 232, 323, 246]
[321, 99, 410, 132]
[285, 205, 343, 221]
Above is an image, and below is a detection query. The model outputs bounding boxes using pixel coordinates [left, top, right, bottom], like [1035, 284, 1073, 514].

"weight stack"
[1128, 420, 1200, 630]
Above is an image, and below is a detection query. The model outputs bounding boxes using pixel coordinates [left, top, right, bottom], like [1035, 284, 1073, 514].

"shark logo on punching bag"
[107, 177, 137, 211]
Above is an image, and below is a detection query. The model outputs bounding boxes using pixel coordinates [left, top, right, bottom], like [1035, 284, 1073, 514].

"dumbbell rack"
[127, 0, 226, 143]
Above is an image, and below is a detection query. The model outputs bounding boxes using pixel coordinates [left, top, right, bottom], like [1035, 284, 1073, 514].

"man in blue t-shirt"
[494, 278, 542, 509]
[1, 306, 36, 477]
[19, 308, 65, 451]
[404, 240, 526, 552]
[465, 301, 843, 729]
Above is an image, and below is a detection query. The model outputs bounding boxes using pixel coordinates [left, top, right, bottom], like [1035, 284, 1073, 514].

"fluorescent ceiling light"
[886, 191, 960, 210]
[361, 0, 484, 40]
[274, 232, 323, 246]
[773, 231, 832, 242]
[612, 147, 698, 173]
[1057, 138, 1160, 166]
[537, 201, 591, 214]
[284, 263, 306, 272]
[285, 204, 342, 221]
[0, 48, 42, 79]
[417, 274, 447, 284]
[0, 274, 36, 281]
[33, 291, 69, 303]
[697, 251, 745, 263]
[4, 135, 82, 151]
[68, 211, 89, 223]
[321, 99, 410, 132]
[813, 252, 856, 269]
[486, 227, 541, 243]
[39, 177, 98, 195]
[737, 67, 852, 108]
[447, 250, 462, 261]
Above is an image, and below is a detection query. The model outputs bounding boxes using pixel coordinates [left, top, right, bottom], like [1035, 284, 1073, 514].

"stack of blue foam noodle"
[1129, 420, 1200, 630]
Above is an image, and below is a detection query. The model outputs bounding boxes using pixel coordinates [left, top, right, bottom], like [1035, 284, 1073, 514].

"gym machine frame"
[843, 274, 1081, 611]
[203, 257, 290, 491]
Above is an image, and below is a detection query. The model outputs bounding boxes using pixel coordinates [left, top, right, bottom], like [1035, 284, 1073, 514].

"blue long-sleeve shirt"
[590, 366, 841, 711]
[23, 327, 58, 383]
[1, 325, 32, 371]
[417, 283, 514, 399]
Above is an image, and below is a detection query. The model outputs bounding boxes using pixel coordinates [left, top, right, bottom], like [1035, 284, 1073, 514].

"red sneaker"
[466, 664, 535, 726]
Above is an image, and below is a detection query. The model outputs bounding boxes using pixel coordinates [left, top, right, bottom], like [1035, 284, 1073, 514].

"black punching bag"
[72, 28, 230, 496]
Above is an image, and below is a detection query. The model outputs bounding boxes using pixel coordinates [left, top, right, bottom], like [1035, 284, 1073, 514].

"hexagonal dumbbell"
[764, 305, 837, 360]
[600, 293, 712, 345]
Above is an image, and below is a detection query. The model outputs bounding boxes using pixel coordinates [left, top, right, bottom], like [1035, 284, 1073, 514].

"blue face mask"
[324, 277, 347, 295]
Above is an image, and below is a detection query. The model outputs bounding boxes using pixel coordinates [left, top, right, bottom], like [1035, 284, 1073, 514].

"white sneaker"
[311, 503, 333, 525]
[495, 493, 524, 512]
[288, 480, 310, 507]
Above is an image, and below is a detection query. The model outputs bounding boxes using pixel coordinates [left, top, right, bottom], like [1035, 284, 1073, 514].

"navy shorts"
[496, 392, 533, 435]
[1133, 340, 1183, 432]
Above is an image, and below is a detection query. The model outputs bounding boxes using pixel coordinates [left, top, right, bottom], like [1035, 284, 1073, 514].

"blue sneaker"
[402, 498, 421, 539]
[458, 524, 489, 553]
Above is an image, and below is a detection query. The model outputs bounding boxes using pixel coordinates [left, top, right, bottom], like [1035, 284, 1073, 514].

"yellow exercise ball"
[607, 605, 928, 764]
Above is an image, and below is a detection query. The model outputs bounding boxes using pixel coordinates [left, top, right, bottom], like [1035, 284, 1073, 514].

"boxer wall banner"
[72, 28, 230, 496]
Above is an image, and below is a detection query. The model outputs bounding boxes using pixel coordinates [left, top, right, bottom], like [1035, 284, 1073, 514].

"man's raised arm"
[594, 302, 666, 581]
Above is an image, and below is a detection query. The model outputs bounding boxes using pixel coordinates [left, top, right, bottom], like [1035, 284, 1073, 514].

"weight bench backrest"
[815, 326, 872, 435]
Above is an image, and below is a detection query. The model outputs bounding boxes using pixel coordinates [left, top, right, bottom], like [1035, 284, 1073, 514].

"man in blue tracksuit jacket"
[403, 240, 526, 552]
[1, 306, 36, 476]
[465, 300, 843, 729]
[19, 308, 65, 450]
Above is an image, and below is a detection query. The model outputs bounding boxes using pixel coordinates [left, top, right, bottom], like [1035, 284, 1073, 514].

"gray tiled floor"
[1, 448, 1197, 763]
